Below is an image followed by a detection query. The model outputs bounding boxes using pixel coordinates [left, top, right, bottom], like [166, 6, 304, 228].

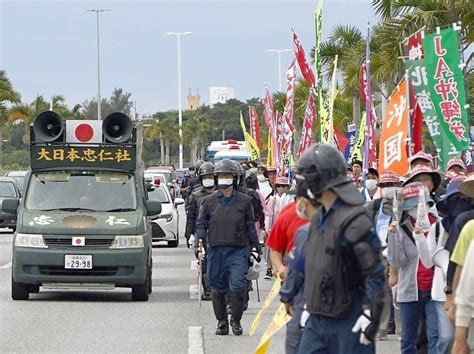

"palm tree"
[0, 71, 21, 126]
[8, 96, 50, 144]
[183, 111, 210, 164]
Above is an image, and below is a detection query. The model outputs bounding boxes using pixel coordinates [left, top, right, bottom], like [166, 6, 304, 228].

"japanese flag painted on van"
[378, 79, 409, 176]
[66, 120, 103, 143]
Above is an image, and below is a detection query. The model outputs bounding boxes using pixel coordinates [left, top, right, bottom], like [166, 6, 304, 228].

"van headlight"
[110, 235, 144, 249]
[15, 233, 48, 248]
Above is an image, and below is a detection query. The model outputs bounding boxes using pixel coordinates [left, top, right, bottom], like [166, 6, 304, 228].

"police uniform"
[295, 144, 385, 354]
[196, 159, 258, 336]
[185, 162, 216, 299]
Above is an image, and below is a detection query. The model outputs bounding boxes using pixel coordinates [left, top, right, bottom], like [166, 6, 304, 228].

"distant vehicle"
[213, 147, 250, 163]
[4, 171, 27, 192]
[206, 139, 246, 162]
[175, 168, 188, 186]
[0, 177, 21, 232]
[145, 168, 179, 198]
[147, 180, 184, 248]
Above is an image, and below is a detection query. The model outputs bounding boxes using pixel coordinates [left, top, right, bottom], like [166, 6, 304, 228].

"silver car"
[147, 184, 184, 247]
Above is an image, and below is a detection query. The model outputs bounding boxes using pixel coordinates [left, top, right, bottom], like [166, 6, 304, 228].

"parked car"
[145, 168, 180, 198]
[147, 182, 184, 247]
[0, 177, 21, 232]
[4, 171, 27, 192]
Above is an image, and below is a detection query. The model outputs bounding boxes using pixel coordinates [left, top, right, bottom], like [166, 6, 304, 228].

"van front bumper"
[12, 247, 148, 287]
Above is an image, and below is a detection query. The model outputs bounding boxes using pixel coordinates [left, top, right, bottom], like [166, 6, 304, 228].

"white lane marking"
[188, 326, 204, 354]
[189, 284, 199, 300]
[190, 260, 198, 270]
[0, 261, 12, 269]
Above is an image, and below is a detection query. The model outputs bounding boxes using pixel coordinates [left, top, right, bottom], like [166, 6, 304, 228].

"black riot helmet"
[198, 162, 214, 180]
[297, 143, 352, 200]
[234, 161, 245, 186]
[195, 160, 205, 171]
[214, 159, 239, 177]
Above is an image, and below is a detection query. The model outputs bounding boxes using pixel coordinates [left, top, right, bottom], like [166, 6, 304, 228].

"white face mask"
[218, 178, 234, 189]
[257, 175, 266, 182]
[366, 179, 378, 191]
[383, 187, 396, 199]
[202, 179, 215, 188]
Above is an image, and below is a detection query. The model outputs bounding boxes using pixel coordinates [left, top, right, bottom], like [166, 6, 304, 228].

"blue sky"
[0, 0, 378, 115]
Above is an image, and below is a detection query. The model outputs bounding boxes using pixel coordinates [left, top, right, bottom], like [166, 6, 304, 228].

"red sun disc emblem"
[76, 239, 82, 244]
[75, 124, 94, 142]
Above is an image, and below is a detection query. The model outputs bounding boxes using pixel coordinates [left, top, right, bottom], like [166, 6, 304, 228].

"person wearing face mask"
[403, 164, 442, 203]
[279, 178, 321, 354]
[196, 159, 259, 336]
[366, 171, 401, 339]
[387, 182, 444, 354]
[185, 162, 216, 300]
[360, 168, 381, 204]
[292, 144, 385, 354]
[264, 177, 290, 279]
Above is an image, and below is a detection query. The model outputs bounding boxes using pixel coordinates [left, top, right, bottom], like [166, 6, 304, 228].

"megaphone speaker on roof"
[32, 111, 65, 142]
[102, 112, 133, 143]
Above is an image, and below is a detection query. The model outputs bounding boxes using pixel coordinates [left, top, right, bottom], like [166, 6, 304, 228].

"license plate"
[65, 255, 93, 269]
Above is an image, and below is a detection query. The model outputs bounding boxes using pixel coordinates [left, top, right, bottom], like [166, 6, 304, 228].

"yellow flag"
[240, 111, 260, 161]
[249, 276, 281, 336]
[351, 111, 367, 162]
[254, 303, 292, 354]
[267, 133, 273, 166]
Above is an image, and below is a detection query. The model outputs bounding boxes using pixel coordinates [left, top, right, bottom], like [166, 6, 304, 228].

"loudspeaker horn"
[102, 112, 133, 143]
[32, 111, 65, 142]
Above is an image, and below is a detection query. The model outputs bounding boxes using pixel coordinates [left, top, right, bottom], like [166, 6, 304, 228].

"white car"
[145, 169, 180, 198]
[147, 183, 184, 247]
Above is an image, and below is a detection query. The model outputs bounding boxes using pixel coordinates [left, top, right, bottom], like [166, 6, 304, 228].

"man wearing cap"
[447, 158, 467, 176]
[366, 171, 401, 338]
[295, 144, 385, 354]
[387, 182, 442, 354]
[409, 151, 434, 169]
[360, 168, 381, 204]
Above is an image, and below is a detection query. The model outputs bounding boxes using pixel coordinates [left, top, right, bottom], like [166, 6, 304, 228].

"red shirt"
[265, 202, 308, 254]
[417, 260, 434, 291]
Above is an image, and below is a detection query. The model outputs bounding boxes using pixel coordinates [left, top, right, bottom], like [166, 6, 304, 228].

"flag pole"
[405, 70, 413, 161]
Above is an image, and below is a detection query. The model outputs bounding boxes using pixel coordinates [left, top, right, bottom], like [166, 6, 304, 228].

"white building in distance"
[209, 86, 235, 106]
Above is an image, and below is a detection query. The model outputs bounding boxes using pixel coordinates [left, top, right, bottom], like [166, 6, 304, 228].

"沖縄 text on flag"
[423, 27, 469, 151]
[378, 80, 410, 176]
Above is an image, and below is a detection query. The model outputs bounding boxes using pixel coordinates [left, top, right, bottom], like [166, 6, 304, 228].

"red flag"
[249, 106, 262, 148]
[292, 31, 316, 88]
[360, 64, 367, 106]
[334, 127, 350, 153]
[411, 93, 423, 153]
[298, 94, 316, 157]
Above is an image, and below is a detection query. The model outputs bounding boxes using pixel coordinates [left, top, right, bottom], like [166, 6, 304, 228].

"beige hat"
[459, 174, 474, 198]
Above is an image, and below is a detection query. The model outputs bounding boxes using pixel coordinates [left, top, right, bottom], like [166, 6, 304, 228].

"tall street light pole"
[86, 9, 110, 120]
[266, 49, 291, 92]
[164, 31, 192, 169]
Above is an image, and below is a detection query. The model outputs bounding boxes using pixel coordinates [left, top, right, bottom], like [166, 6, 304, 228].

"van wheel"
[12, 278, 29, 300]
[132, 267, 150, 301]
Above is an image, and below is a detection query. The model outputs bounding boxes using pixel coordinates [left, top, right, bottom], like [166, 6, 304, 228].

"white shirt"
[455, 242, 474, 327]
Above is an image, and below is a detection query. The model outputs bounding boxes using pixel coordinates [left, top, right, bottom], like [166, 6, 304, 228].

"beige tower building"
[187, 89, 200, 110]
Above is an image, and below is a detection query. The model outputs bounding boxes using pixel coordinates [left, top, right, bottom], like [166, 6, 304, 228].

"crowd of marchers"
[179, 145, 474, 354]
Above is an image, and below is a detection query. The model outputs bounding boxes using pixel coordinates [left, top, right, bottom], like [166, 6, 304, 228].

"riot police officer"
[196, 159, 259, 336]
[295, 144, 385, 354]
[185, 161, 216, 299]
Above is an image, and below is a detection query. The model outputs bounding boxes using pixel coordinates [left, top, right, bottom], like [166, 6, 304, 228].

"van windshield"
[25, 171, 137, 211]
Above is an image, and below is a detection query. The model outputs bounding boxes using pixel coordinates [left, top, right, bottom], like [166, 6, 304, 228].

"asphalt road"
[0, 207, 400, 353]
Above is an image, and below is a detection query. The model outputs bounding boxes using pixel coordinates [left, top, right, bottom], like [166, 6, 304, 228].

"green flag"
[423, 28, 469, 151]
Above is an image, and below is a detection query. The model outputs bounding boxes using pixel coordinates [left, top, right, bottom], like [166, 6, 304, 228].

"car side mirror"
[174, 198, 185, 206]
[2, 199, 20, 215]
[146, 183, 155, 192]
[145, 200, 161, 217]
